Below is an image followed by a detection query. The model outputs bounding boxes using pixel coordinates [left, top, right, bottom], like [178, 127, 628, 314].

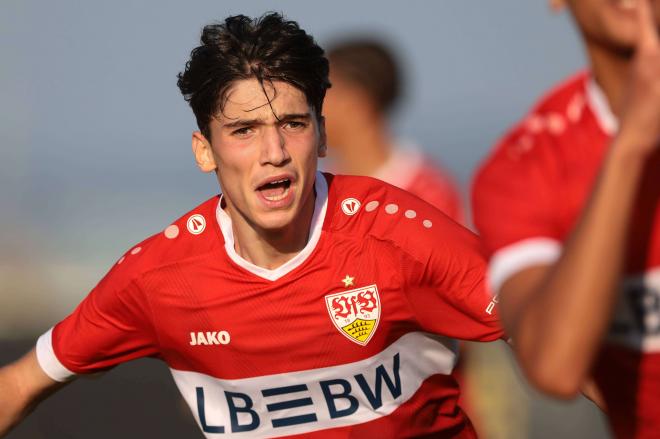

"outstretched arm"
[0, 349, 66, 437]
[498, 0, 660, 398]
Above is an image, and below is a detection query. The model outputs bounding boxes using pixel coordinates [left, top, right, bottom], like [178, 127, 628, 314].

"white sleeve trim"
[488, 238, 562, 296]
[36, 328, 75, 382]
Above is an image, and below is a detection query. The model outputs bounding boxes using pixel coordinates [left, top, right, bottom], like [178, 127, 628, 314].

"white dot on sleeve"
[385, 203, 399, 214]
[547, 113, 566, 135]
[526, 114, 544, 133]
[164, 224, 180, 239]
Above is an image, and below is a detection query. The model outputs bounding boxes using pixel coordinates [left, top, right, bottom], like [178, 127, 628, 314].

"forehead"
[218, 79, 310, 123]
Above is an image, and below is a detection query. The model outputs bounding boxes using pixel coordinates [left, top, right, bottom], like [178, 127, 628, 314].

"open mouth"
[257, 178, 292, 202]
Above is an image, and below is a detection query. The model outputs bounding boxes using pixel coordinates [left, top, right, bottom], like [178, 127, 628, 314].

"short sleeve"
[36, 252, 159, 382]
[360, 183, 505, 342]
[400, 214, 504, 342]
[471, 128, 563, 293]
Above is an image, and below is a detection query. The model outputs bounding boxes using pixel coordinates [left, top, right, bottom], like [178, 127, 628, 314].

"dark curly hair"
[177, 12, 330, 139]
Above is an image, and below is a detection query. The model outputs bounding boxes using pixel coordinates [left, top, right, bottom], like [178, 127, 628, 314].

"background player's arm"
[499, 0, 660, 398]
[0, 348, 65, 437]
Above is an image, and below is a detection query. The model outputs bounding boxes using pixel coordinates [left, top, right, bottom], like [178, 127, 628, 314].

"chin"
[254, 210, 298, 232]
[603, 10, 648, 46]
[586, 22, 638, 55]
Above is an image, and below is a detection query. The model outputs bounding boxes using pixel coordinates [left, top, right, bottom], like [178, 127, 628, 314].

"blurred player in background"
[0, 12, 504, 438]
[472, 0, 660, 437]
[323, 38, 463, 223]
[324, 38, 528, 439]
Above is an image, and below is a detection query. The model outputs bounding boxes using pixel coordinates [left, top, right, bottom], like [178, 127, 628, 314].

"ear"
[192, 131, 217, 173]
[549, 0, 566, 12]
[317, 115, 327, 158]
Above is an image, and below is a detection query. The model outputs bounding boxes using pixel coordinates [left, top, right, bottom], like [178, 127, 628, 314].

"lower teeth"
[264, 188, 289, 201]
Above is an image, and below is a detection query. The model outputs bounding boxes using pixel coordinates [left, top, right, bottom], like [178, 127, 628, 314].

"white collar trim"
[585, 76, 618, 136]
[216, 171, 328, 281]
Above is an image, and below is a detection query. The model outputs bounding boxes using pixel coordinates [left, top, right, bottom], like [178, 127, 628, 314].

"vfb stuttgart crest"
[325, 284, 381, 345]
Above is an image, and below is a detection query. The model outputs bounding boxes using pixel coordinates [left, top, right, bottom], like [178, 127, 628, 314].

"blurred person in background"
[0, 12, 505, 438]
[324, 38, 528, 439]
[323, 38, 463, 223]
[472, 0, 660, 437]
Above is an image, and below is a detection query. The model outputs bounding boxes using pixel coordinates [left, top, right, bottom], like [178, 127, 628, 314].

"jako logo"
[190, 331, 231, 346]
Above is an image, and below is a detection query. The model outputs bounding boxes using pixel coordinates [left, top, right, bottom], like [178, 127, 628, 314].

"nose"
[259, 125, 290, 166]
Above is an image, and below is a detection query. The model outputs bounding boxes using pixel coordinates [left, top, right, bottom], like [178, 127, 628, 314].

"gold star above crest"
[342, 275, 355, 288]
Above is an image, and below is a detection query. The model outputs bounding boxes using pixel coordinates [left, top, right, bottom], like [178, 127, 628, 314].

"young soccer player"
[472, 1, 660, 437]
[0, 13, 502, 438]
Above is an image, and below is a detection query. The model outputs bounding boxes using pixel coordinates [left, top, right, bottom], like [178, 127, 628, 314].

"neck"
[584, 41, 633, 119]
[334, 117, 394, 176]
[226, 188, 317, 270]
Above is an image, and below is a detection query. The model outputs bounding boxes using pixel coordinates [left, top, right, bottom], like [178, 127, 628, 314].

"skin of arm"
[0, 349, 65, 437]
[498, 0, 660, 399]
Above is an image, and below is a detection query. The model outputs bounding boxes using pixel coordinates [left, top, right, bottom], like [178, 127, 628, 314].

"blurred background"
[1, 0, 609, 437]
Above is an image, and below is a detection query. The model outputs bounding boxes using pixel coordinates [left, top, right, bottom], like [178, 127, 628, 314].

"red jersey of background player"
[371, 144, 464, 224]
[36, 173, 502, 438]
[472, 71, 660, 438]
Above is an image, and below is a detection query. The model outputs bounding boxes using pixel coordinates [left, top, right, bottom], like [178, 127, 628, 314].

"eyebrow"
[221, 112, 311, 129]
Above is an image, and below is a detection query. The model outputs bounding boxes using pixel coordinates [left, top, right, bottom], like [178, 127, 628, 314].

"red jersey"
[472, 72, 660, 439]
[372, 145, 464, 224]
[36, 173, 502, 438]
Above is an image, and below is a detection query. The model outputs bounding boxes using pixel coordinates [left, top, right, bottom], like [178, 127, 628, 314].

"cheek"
[214, 149, 255, 190]
[288, 127, 318, 147]
[287, 136, 319, 167]
[214, 140, 255, 167]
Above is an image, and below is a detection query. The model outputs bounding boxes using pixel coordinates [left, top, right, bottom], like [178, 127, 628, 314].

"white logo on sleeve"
[486, 295, 499, 315]
[341, 198, 361, 216]
[187, 214, 206, 234]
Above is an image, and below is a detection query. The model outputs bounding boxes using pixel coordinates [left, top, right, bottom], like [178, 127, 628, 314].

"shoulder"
[473, 71, 589, 195]
[326, 174, 478, 261]
[408, 156, 459, 196]
[471, 74, 594, 257]
[406, 158, 462, 218]
[373, 146, 459, 203]
[100, 195, 223, 287]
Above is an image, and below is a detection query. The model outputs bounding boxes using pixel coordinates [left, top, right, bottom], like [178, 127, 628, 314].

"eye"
[231, 126, 253, 137]
[284, 120, 308, 130]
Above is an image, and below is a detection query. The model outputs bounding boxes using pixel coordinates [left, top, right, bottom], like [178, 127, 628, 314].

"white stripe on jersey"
[171, 331, 457, 438]
[586, 77, 618, 135]
[36, 328, 75, 382]
[491, 239, 660, 353]
[488, 237, 561, 295]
